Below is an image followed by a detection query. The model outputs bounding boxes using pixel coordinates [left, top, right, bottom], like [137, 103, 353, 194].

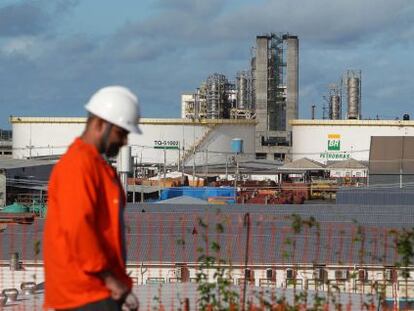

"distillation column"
[285, 35, 299, 142]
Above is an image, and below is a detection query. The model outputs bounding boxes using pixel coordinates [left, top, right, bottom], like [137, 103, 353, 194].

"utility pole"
[163, 147, 167, 183]
[234, 155, 239, 203]
[140, 149, 144, 203]
[181, 134, 185, 184]
[158, 163, 161, 197]
[192, 123, 196, 186]
[225, 156, 228, 180]
[205, 148, 208, 179]
[311, 104, 316, 120]
[192, 147, 196, 186]
[400, 137, 405, 189]
[181, 147, 185, 184]
[178, 143, 180, 173]
[133, 155, 136, 203]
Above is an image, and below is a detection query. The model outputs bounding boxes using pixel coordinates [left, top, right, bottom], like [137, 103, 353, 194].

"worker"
[44, 86, 141, 311]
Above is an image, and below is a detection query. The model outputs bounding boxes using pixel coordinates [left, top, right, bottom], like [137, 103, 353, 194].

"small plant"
[194, 215, 239, 310]
[33, 239, 41, 256]
[175, 212, 239, 310]
[391, 227, 414, 276]
[170, 214, 414, 310]
[390, 227, 414, 301]
[152, 284, 165, 311]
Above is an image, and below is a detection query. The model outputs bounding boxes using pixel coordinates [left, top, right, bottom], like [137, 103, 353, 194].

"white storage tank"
[10, 117, 256, 166]
[291, 119, 414, 163]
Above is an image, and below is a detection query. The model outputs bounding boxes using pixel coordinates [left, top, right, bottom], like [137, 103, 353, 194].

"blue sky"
[0, 0, 413, 128]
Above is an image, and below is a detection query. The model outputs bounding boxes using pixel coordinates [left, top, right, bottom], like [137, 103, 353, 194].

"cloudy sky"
[0, 0, 413, 129]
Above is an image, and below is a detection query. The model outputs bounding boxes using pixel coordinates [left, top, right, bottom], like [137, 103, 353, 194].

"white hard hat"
[85, 86, 142, 134]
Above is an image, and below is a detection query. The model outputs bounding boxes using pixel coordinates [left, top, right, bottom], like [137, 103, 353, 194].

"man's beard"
[105, 143, 121, 158]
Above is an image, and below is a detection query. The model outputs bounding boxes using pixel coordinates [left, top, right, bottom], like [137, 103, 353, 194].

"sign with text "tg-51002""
[153, 140, 180, 150]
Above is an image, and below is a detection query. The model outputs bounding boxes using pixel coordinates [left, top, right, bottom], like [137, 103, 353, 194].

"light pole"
[231, 138, 243, 204]
[181, 122, 185, 184]
[234, 154, 239, 203]
[192, 119, 196, 186]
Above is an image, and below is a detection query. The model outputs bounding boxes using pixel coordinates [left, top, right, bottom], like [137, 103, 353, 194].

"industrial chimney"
[344, 70, 362, 120]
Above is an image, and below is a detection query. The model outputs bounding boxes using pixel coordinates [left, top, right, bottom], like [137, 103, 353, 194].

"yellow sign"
[328, 134, 340, 139]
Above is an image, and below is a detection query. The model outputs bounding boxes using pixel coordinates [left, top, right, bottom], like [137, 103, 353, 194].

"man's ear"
[94, 117, 106, 134]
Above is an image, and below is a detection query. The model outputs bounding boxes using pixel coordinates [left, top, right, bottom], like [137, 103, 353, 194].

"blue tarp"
[160, 187, 235, 203]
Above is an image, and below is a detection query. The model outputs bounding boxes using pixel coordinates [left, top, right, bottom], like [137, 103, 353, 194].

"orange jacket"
[44, 138, 132, 309]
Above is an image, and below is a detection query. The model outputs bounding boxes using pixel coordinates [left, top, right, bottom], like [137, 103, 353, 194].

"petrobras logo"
[320, 133, 350, 160]
[327, 134, 341, 151]
[320, 152, 350, 160]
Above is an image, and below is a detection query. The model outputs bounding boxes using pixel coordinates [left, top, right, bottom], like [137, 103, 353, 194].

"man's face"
[104, 124, 129, 158]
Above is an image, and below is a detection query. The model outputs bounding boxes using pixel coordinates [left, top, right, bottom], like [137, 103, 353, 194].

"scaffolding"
[206, 73, 228, 119]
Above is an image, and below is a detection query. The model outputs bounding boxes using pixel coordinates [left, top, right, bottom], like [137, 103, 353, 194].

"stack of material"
[0, 213, 35, 224]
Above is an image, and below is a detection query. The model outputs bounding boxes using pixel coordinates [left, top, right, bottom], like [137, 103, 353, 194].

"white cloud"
[0, 36, 46, 59]
[1, 0, 414, 128]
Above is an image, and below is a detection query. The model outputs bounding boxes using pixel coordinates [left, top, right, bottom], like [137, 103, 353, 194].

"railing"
[180, 124, 217, 166]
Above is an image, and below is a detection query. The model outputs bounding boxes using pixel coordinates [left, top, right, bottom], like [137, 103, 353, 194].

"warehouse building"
[0, 158, 54, 207]
[369, 136, 414, 186]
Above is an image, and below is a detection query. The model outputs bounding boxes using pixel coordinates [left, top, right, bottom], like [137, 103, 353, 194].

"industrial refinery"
[182, 33, 299, 161]
[322, 70, 362, 120]
[0, 0, 413, 306]
[1, 30, 414, 310]
[6, 33, 414, 168]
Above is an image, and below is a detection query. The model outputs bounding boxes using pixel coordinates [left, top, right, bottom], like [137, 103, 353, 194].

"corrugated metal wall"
[337, 186, 414, 205]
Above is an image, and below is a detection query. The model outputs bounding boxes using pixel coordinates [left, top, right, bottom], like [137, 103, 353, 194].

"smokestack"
[345, 70, 362, 120]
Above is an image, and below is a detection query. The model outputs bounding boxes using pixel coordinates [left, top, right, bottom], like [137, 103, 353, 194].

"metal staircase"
[180, 124, 217, 167]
